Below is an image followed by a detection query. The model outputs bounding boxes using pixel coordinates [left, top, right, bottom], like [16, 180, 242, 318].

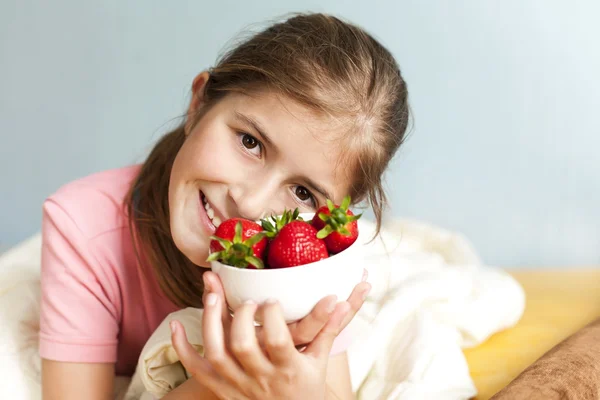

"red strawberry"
[207, 218, 267, 269]
[311, 196, 361, 254]
[267, 220, 329, 268]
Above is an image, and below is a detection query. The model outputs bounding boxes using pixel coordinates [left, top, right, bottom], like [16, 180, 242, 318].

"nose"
[228, 178, 280, 221]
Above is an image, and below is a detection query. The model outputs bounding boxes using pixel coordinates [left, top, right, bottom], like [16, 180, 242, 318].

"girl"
[39, 13, 409, 400]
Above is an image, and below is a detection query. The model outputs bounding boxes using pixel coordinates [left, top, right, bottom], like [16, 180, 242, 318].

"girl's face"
[169, 73, 353, 267]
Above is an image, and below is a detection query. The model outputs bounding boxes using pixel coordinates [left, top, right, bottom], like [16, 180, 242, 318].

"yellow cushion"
[463, 269, 600, 400]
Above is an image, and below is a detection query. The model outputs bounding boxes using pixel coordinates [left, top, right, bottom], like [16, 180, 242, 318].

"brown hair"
[126, 13, 410, 307]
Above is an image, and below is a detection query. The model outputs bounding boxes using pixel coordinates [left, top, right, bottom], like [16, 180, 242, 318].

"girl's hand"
[201, 270, 370, 348]
[171, 292, 352, 400]
[169, 270, 371, 399]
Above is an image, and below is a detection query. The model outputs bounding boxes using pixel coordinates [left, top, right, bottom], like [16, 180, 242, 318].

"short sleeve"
[39, 199, 119, 363]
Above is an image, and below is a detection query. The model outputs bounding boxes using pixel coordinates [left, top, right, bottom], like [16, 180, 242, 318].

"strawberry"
[206, 218, 267, 269]
[311, 196, 361, 254]
[267, 220, 329, 268]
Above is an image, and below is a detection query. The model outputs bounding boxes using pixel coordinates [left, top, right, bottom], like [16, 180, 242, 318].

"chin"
[176, 237, 211, 268]
[170, 224, 210, 269]
[186, 252, 211, 269]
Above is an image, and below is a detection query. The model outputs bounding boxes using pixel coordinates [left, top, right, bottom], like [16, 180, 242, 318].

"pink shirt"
[39, 165, 351, 376]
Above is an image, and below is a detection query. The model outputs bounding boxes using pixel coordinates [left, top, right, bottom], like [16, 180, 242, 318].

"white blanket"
[0, 219, 525, 400]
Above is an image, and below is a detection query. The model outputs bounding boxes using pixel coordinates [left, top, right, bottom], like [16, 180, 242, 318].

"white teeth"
[201, 193, 222, 228]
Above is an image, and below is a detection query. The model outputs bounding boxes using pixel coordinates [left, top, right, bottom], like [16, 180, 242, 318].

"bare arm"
[42, 359, 115, 400]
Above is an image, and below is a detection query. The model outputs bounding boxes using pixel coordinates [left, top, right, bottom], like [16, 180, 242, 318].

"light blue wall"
[1, 1, 598, 266]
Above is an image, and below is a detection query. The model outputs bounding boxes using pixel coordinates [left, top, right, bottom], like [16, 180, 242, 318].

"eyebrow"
[303, 178, 335, 203]
[234, 111, 334, 202]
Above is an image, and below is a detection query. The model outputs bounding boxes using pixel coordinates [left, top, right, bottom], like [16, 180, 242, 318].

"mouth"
[200, 191, 223, 229]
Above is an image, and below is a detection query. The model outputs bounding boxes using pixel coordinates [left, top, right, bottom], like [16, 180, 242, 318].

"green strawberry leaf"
[316, 225, 334, 239]
[206, 251, 223, 262]
[341, 195, 351, 211]
[234, 221, 243, 243]
[261, 219, 275, 232]
[245, 256, 265, 269]
[244, 232, 266, 247]
[209, 236, 232, 250]
[326, 199, 334, 211]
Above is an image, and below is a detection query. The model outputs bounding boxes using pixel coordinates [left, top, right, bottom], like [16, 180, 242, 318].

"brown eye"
[242, 134, 258, 149]
[295, 186, 311, 201]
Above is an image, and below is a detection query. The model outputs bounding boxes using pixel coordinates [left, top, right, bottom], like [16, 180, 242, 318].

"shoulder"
[43, 165, 142, 240]
[39, 165, 143, 327]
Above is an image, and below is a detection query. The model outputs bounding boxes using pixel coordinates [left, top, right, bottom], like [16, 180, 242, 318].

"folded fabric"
[346, 219, 525, 399]
[124, 308, 203, 400]
[0, 235, 44, 400]
[126, 219, 525, 399]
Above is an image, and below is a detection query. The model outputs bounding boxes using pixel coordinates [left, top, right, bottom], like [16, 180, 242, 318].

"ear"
[185, 71, 210, 135]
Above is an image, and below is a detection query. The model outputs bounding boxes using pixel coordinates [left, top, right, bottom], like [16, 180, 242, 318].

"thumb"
[304, 302, 351, 360]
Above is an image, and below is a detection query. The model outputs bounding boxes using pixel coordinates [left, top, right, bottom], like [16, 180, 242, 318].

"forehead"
[220, 91, 353, 201]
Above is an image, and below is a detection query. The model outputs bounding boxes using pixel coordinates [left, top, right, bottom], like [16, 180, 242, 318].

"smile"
[200, 192, 222, 228]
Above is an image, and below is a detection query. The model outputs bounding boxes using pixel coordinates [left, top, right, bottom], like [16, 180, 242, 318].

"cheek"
[178, 130, 244, 181]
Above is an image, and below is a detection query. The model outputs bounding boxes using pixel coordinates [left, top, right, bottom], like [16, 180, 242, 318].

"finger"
[259, 300, 298, 366]
[257, 294, 337, 347]
[202, 293, 250, 386]
[203, 271, 231, 323]
[304, 301, 351, 360]
[171, 320, 248, 400]
[170, 320, 215, 377]
[340, 281, 371, 329]
[230, 300, 274, 377]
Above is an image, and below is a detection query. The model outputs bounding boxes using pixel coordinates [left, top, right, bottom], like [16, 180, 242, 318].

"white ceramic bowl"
[210, 213, 365, 323]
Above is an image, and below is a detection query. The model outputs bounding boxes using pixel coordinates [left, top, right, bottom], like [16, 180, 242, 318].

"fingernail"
[244, 299, 255, 305]
[170, 321, 178, 334]
[361, 284, 372, 301]
[326, 296, 337, 313]
[361, 269, 369, 282]
[265, 298, 278, 305]
[206, 293, 218, 306]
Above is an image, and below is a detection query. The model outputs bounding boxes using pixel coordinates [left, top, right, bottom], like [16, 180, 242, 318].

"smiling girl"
[40, 13, 409, 399]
